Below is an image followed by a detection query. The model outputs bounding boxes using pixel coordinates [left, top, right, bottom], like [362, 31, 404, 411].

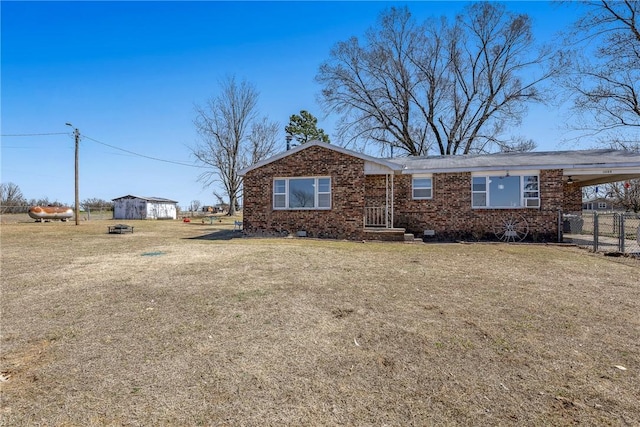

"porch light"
[567, 176, 574, 184]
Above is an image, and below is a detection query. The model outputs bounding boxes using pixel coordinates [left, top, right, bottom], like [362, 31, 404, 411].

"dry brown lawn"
[1, 215, 639, 426]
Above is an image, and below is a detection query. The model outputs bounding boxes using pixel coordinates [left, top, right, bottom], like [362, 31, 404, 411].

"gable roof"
[239, 140, 402, 176]
[112, 195, 178, 203]
[239, 141, 640, 186]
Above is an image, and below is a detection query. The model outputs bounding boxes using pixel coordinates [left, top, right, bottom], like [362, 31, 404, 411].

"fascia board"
[240, 140, 402, 175]
[401, 163, 640, 175]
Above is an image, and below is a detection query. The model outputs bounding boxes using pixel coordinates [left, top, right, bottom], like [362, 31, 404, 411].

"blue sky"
[1, 1, 575, 208]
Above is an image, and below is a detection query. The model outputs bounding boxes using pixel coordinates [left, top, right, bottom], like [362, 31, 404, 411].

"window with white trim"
[412, 175, 433, 199]
[273, 177, 331, 210]
[598, 202, 607, 209]
[472, 174, 540, 208]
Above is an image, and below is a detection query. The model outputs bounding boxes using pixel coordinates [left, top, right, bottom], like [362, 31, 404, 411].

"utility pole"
[66, 123, 80, 225]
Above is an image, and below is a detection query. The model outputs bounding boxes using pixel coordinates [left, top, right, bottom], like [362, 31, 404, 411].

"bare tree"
[81, 198, 114, 210]
[560, 1, 640, 138]
[603, 140, 640, 212]
[191, 76, 279, 216]
[317, 7, 430, 155]
[0, 182, 26, 213]
[559, 2, 640, 211]
[189, 200, 201, 214]
[27, 198, 64, 208]
[498, 136, 537, 153]
[607, 180, 640, 213]
[245, 117, 280, 171]
[317, 4, 558, 156]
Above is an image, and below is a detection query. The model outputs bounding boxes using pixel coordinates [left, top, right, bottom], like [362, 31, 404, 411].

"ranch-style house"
[240, 141, 640, 242]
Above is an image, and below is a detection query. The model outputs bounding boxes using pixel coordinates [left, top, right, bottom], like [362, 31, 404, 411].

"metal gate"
[564, 212, 640, 255]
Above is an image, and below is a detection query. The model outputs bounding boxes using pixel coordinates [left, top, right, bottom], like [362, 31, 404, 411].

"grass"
[1, 215, 639, 425]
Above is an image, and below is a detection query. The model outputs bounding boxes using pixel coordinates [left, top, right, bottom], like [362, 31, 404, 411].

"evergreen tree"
[285, 110, 330, 144]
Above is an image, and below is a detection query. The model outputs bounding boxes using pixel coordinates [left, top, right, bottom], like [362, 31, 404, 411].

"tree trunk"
[227, 194, 237, 216]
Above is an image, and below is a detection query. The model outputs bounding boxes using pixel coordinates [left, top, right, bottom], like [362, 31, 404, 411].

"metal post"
[619, 214, 625, 253]
[557, 209, 562, 243]
[385, 174, 389, 228]
[593, 212, 598, 252]
[390, 173, 394, 229]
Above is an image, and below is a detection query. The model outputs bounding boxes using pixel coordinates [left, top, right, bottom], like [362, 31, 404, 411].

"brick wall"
[562, 182, 583, 213]
[364, 175, 388, 207]
[243, 146, 367, 239]
[244, 146, 569, 242]
[392, 169, 564, 242]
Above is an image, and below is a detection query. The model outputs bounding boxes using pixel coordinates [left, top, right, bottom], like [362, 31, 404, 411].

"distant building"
[112, 195, 178, 220]
[202, 205, 223, 213]
[582, 197, 623, 212]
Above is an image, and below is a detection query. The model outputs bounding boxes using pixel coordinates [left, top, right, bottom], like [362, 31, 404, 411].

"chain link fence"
[563, 212, 640, 256]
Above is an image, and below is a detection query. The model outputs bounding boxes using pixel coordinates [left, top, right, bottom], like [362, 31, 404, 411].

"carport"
[559, 151, 640, 254]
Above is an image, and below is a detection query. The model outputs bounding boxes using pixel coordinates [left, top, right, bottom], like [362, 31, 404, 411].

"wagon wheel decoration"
[493, 214, 529, 242]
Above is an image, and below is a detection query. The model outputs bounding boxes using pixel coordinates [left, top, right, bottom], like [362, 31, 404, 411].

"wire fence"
[563, 212, 640, 256]
[0, 206, 114, 221]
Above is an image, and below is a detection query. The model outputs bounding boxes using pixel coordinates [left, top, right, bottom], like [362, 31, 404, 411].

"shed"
[112, 195, 178, 220]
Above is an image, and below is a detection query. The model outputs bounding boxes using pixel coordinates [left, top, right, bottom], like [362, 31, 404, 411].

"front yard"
[1, 219, 638, 425]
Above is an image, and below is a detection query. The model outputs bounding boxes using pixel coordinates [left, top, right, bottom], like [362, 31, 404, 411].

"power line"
[81, 134, 205, 169]
[1, 146, 49, 149]
[1, 132, 69, 137]
[2, 130, 206, 169]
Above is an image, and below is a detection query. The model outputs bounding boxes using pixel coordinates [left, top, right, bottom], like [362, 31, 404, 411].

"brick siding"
[243, 146, 367, 239]
[244, 147, 572, 242]
[393, 169, 565, 242]
[562, 182, 583, 213]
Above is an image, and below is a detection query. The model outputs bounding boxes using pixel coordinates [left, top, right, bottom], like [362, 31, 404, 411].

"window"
[472, 177, 487, 207]
[273, 179, 286, 208]
[273, 177, 331, 210]
[412, 176, 433, 199]
[598, 202, 607, 209]
[523, 175, 540, 207]
[472, 174, 539, 208]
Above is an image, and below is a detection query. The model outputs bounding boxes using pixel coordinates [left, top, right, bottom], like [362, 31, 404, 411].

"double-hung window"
[412, 175, 433, 199]
[273, 177, 331, 210]
[472, 173, 540, 208]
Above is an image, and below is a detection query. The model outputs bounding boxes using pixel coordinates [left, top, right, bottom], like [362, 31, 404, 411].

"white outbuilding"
[112, 195, 178, 220]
